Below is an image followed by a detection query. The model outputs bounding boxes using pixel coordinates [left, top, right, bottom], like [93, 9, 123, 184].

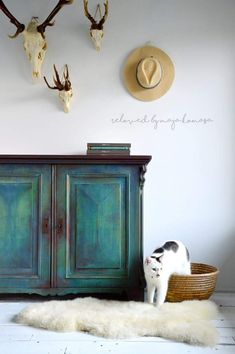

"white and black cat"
[144, 240, 191, 307]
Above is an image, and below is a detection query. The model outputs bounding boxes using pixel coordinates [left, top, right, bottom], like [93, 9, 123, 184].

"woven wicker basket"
[166, 263, 219, 302]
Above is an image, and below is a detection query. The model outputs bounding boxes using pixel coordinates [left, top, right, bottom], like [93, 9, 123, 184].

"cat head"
[144, 256, 163, 277]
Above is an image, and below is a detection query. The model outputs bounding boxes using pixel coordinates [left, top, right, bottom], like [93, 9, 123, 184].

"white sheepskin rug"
[15, 297, 219, 347]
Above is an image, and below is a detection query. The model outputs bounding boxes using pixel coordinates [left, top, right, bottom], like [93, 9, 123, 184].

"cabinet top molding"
[0, 155, 152, 165]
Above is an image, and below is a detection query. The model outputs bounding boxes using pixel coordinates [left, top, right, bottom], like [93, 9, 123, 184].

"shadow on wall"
[215, 232, 235, 292]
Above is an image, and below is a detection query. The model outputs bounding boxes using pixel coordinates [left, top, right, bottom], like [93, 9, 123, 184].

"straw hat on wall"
[124, 45, 175, 101]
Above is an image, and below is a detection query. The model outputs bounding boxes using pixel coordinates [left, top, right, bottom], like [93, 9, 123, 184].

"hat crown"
[136, 57, 162, 89]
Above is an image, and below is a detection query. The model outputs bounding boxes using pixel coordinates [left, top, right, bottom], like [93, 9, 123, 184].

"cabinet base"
[0, 288, 145, 301]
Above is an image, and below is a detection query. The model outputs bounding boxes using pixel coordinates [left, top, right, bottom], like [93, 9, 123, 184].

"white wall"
[0, 0, 235, 291]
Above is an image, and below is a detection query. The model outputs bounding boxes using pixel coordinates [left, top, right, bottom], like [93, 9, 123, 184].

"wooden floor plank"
[0, 293, 234, 354]
[212, 293, 235, 307]
[1, 340, 235, 354]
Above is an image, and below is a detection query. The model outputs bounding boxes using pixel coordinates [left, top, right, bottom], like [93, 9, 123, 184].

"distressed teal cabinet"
[0, 155, 151, 299]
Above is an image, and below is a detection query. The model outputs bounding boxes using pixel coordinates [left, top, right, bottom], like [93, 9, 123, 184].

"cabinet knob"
[42, 217, 50, 234]
[57, 218, 64, 235]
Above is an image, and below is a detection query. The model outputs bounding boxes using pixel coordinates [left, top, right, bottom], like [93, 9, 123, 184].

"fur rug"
[15, 297, 219, 347]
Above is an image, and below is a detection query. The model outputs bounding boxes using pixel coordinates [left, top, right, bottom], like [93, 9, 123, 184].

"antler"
[0, 0, 25, 38]
[37, 0, 73, 38]
[0, 0, 73, 39]
[83, 0, 97, 26]
[44, 65, 64, 91]
[98, 0, 108, 29]
[44, 65, 71, 91]
[63, 65, 72, 91]
[84, 0, 109, 30]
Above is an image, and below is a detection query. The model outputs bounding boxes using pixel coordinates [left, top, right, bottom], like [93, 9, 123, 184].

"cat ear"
[156, 255, 164, 263]
[145, 257, 151, 265]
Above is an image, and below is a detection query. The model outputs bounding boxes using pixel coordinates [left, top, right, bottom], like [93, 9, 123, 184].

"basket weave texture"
[166, 263, 219, 302]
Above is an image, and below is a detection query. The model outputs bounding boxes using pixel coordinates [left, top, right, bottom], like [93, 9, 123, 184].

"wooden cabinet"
[0, 155, 151, 299]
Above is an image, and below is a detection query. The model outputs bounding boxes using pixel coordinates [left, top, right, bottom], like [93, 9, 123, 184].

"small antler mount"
[83, 0, 109, 51]
[44, 65, 73, 113]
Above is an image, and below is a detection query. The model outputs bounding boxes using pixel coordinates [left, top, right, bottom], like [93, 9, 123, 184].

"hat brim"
[124, 45, 175, 101]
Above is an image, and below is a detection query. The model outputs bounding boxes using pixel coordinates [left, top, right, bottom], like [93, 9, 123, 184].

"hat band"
[136, 57, 162, 89]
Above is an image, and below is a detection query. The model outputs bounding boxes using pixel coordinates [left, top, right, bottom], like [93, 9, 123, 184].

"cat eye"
[152, 268, 157, 271]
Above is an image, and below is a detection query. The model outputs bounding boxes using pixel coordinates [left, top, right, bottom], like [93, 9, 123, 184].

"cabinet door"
[55, 165, 141, 292]
[0, 164, 51, 291]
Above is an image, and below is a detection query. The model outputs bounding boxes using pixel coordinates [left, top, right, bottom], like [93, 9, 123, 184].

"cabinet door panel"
[73, 179, 125, 269]
[56, 165, 140, 290]
[0, 165, 51, 289]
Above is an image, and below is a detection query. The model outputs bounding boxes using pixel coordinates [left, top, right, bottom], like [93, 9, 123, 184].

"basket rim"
[171, 262, 219, 278]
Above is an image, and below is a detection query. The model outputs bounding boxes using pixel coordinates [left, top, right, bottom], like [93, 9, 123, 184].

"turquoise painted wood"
[0, 164, 51, 289]
[55, 165, 141, 294]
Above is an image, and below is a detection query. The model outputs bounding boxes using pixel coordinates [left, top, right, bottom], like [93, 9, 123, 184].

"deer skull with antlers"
[83, 0, 109, 51]
[0, 0, 73, 79]
[44, 65, 73, 113]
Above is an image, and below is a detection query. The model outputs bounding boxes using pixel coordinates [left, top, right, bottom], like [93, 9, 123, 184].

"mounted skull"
[22, 17, 47, 79]
[44, 65, 73, 113]
[0, 0, 73, 79]
[83, 0, 109, 51]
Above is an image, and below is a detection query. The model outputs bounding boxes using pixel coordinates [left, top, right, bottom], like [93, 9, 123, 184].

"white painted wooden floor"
[0, 293, 234, 354]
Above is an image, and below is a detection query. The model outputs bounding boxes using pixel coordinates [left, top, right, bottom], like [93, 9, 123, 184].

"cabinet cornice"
[0, 155, 152, 165]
